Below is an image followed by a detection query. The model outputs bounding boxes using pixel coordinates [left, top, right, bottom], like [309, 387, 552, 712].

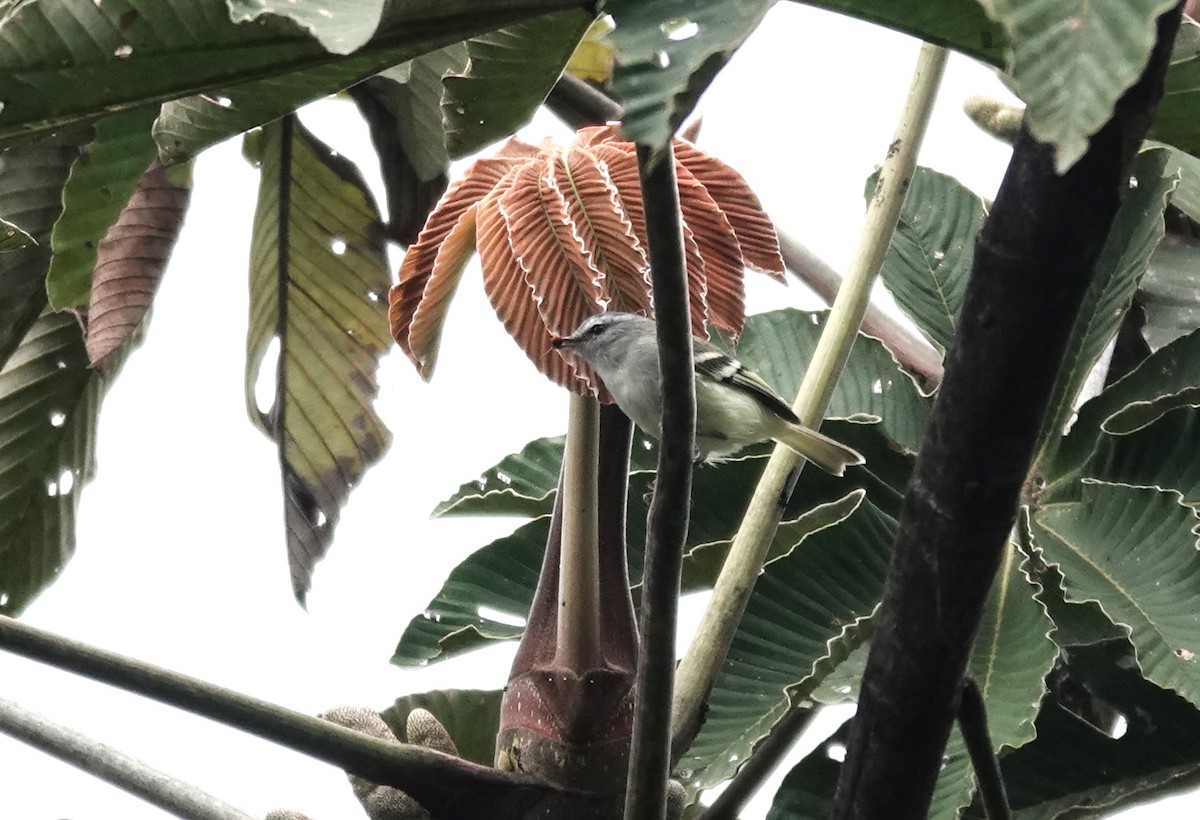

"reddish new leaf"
[85, 160, 190, 370]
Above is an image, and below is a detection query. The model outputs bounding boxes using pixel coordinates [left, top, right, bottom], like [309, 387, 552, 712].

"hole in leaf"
[0, 592, 8, 606]
[932, 249, 945, 261]
[113, 44, 133, 58]
[871, 379, 883, 395]
[49, 410, 66, 427]
[315, 510, 328, 528]
[330, 238, 347, 255]
[654, 50, 670, 68]
[827, 742, 846, 762]
[366, 290, 380, 303]
[661, 18, 699, 41]
[46, 481, 58, 497]
[478, 606, 526, 628]
[58, 469, 74, 495]
[1108, 713, 1128, 739]
[254, 336, 281, 417]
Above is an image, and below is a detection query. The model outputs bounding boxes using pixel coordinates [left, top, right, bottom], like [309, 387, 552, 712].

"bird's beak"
[550, 335, 574, 350]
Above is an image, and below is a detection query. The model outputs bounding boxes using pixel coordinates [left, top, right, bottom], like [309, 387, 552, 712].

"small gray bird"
[552, 312, 864, 475]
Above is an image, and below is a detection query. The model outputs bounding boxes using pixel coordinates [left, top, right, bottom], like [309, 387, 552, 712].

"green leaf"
[46, 107, 160, 310]
[1083, 404, 1200, 505]
[929, 544, 1057, 817]
[399, 426, 911, 666]
[678, 496, 895, 790]
[244, 117, 392, 602]
[433, 435, 567, 518]
[734, 309, 931, 453]
[876, 167, 986, 352]
[797, 1, 1004, 65]
[1047, 326, 1200, 491]
[381, 689, 503, 768]
[606, 0, 773, 149]
[1160, 144, 1200, 224]
[227, 0, 385, 56]
[371, 45, 470, 183]
[0, 218, 36, 252]
[1033, 482, 1200, 708]
[392, 516, 545, 667]
[0, 0, 577, 149]
[966, 641, 1200, 817]
[1140, 235, 1200, 351]
[1146, 19, 1200, 158]
[976, 0, 1178, 172]
[0, 133, 83, 369]
[1035, 148, 1175, 461]
[0, 311, 105, 615]
[443, 9, 594, 158]
[1029, 557, 1126, 650]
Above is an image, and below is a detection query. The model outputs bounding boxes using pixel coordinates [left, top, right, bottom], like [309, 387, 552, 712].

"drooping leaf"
[678, 496, 895, 791]
[1140, 234, 1200, 350]
[975, 0, 1178, 172]
[0, 133, 84, 369]
[0, 218, 36, 251]
[226, 0, 385, 56]
[443, 9, 595, 158]
[963, 641, 1200, 817]
[1028, 555, 1126, 650]
[85, 159, 191, 370]
[381, 689, 504, 768]
[0, 0, 578, 150]
[875, 167, 986, 352]
[244, 117, 391, 602]
[1160, 145, 1200, 224]
[605, 0, 774, 150]
[432, 435, 569, 518]
[368, 46, 469, 183]
[1033, 483, 1200, 708]
[1035, 148, 1175, 460]
[46, 108, 162, 310]
[0, 311, 105, 615]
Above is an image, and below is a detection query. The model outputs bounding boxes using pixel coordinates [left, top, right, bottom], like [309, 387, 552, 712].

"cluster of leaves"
[393, 141, 1200, 816]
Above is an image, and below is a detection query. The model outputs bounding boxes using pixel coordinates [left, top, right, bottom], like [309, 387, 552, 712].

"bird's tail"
[771, 420, 865, 476]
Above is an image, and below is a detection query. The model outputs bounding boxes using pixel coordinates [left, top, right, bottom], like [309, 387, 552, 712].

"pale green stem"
[556, 393, 602, 669]
[670, 42, 950, 748]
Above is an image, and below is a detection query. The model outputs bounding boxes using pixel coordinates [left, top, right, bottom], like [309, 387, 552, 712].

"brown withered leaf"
[85, 160, 190, 371]
[389, 125, 785, 397]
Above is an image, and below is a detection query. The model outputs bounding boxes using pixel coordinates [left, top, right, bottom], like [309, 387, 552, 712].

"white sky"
[0, 4, 1191, 818]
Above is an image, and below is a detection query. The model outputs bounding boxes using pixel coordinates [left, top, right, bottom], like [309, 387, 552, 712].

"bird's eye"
[587, 323, 606, 337]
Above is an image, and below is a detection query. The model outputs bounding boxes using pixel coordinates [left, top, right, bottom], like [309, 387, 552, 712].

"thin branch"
[624, 141, 694, 820]
[671, 42, 949, 758]
[831, 7, 1184, 819]
[777, 230, 943, 391]
[0, 616, 614, 820]
[957, 679, 1011, 820]
[0, 696, 254, 820]
[699, 703, 815, 820]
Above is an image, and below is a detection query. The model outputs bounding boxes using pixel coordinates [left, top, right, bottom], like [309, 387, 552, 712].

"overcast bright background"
[0, 4, 1190, 818]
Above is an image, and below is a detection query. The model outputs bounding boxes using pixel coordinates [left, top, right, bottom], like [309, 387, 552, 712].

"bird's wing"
[692, 348, 801, 424]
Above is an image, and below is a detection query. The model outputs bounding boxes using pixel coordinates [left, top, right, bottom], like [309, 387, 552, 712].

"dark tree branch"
[624, 142, 694, 820]
[0, 616, 617, 820]
[831, 7, 1185, 819]
[957, 678, 1011, 820]
[545, 74, 623, 127]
